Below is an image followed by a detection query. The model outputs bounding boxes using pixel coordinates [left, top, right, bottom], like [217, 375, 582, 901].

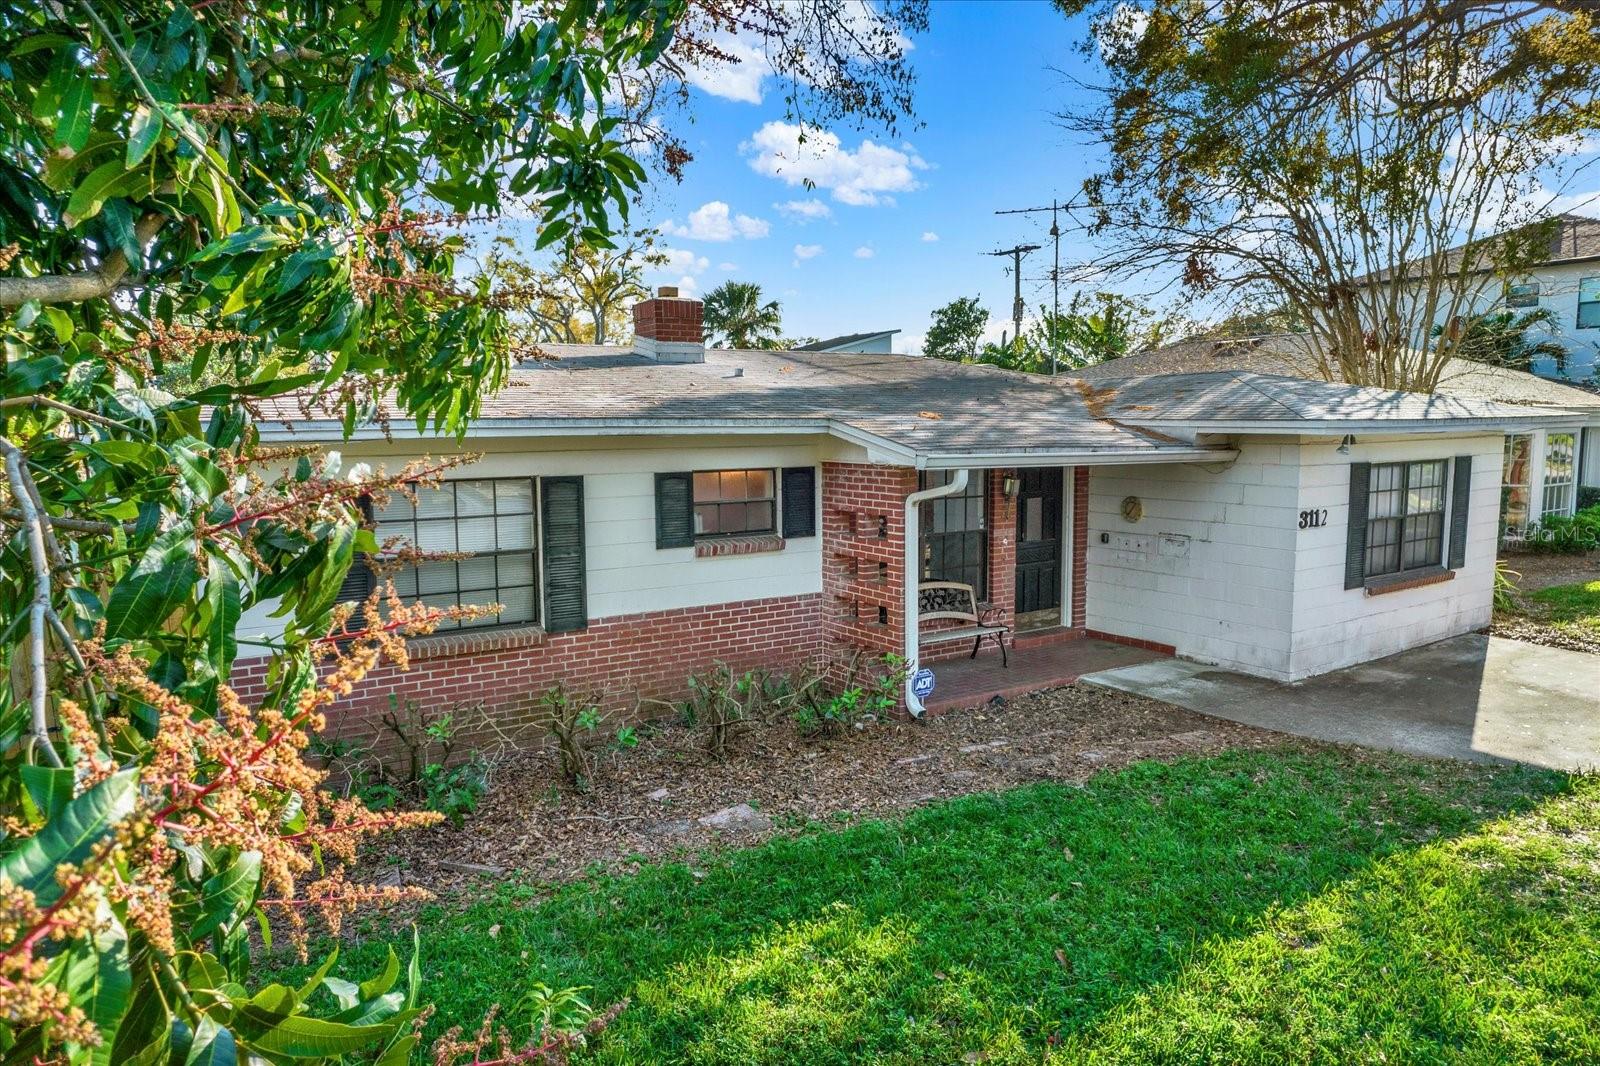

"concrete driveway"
[1083, 634, 1600, 770]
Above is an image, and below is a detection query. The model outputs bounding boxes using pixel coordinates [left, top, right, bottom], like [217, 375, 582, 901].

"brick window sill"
[1365, 566, 1454, 597]
[696, 534, 786, 558]
[405, 624, 546, 661]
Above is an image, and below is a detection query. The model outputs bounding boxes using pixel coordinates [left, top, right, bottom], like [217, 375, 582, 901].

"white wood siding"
[235, 434, 853, 651]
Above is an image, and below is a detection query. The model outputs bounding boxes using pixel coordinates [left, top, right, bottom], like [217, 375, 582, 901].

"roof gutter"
[902, 468, 968, 718]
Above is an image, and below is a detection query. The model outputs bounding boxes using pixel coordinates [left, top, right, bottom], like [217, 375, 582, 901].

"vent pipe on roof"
[632, 287, 705, 364]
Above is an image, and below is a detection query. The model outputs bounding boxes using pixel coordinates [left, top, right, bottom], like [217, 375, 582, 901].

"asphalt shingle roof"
[262, 343, 1567, 456]
[1069, 333, 1600, 410]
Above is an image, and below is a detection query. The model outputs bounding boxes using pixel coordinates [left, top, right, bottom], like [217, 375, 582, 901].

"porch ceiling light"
[1003, 476, 1020, 498]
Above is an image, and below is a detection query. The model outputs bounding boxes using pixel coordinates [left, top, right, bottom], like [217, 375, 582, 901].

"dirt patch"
[1499, 551, 1600, 593]
[360, 684, 1288, 897]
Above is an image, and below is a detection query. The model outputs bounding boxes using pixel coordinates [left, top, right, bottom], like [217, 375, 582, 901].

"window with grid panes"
[692, 469, 775, 536]
[919, 470, 988, 598]
[375, 479, 538, 628]
[1502, 434, 1533, 533]
[1542, 433, 1576, 518]
[1365, 460, 1448, 578]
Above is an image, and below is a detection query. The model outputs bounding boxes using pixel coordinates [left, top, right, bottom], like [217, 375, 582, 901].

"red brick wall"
[632, 296, 703, 344]
[231, 593, 822, 760]
[820, 462, 917, 679]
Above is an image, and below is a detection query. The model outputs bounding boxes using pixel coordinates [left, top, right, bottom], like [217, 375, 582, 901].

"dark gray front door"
[1014, 467, 1063, 619]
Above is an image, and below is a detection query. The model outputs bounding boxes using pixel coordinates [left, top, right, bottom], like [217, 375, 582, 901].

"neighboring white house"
[794, 329, 900, 354]
[1072, 334, 1600, 536]
[236, 292, 1573, 752]
[1371, 212, 1600, 382]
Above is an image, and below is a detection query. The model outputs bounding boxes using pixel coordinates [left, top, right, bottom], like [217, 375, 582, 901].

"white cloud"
[660, 200, 770, 242]
[658, 247, 710, 276]
[921, 231, 939, 242]
[675, 274, 700, 295]
[717, 261, 738, 272]
[792, 243, 824, 265]
[854, 245, 874, 259]
[742, 121, 928, 207]
[776, 198, 832, 222]
[679, 32, 771, 104]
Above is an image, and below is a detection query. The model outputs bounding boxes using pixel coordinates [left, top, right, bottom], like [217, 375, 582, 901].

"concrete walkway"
[1083, 634, 1600, 770]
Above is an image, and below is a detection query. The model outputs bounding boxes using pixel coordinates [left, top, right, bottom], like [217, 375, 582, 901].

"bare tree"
[1061, 1, 1600, 391]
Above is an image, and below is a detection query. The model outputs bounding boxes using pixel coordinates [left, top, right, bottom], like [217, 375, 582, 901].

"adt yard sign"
[911, 668, 936, 701]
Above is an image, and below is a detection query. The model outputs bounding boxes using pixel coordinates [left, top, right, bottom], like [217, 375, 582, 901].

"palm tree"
[701, 281, 784, 349]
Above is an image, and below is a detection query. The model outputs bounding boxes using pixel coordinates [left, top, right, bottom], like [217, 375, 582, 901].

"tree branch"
[1, 436, 63, 768]
[0, 213, 164, 308]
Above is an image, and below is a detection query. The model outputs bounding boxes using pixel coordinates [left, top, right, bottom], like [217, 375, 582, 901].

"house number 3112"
[1298, 509, 1329, 529]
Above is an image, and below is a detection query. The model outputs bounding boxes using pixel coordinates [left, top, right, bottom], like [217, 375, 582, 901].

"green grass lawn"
[292, 749, 1600, 1064]
[1527, 579, 1600, 641]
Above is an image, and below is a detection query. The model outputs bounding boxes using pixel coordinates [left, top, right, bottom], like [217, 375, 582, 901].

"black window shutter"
[541, 476, 587, 633]
[1344, 461, 1371, 590]
[655, 471, 694, 548]
[337, 495, 375, 603]
[1447, 455, 1472, 569]
[780, 466, 817, 538]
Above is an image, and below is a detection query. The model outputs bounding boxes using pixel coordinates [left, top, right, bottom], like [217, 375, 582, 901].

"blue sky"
[634, 1, 1102, 352]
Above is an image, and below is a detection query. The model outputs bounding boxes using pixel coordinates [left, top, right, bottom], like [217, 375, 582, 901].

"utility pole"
[996, 198, 1076, 374]
[986, 243, 1039, 358]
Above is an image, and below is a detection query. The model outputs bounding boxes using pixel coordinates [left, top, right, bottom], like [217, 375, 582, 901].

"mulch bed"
[1491, 551, 1600, 654]
[361, 684, 1288, 898]
[1499, 551, 1599, 593]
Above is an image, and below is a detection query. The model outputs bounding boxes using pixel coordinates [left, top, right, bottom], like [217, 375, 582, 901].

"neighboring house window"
[1578, 277, 1600, 328]
[1365, 460, 1448, 578]
[692, 469, 775, 536]
[1502, 434, 1533, 534]
[919, 470, 988, 598]
[375, 478, 539, 628]
[1542, 433, 1577, 518]
[1504, 281, 1540, 308]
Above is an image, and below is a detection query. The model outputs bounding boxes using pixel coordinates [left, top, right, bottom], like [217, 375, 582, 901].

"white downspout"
[903, 468, 969, 717]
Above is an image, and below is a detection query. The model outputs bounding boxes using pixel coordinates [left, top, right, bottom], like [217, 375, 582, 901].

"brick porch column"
[1071, 466, 1089, 628]
[821, 461, 918, 697]
[986, 468, 1018, 628]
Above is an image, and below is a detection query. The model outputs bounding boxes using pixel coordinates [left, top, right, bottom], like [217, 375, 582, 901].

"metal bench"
[917, 581, 1009, 666]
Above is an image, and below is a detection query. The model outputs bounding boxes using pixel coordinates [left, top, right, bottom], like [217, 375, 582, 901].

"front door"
[1014, 467, 1063, 626]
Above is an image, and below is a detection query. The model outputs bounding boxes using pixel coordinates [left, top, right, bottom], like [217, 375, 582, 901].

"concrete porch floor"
[922, 636, 1168, 715]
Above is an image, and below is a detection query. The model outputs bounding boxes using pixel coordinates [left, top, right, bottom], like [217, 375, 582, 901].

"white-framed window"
[375, 478, 539, 629]
[1501, 433, 1533, 534]
[1579, 277, 1600, 329]
[1365, 460, 1448, 578]
[1505, 280, 1540, 309]
[1542, 433, 1577, 518]
[692, 469, 776, 536]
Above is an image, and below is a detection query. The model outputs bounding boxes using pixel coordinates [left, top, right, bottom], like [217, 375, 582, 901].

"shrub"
[1578, 486, 1600, 512]
[540, 683, 606, 790]
[793, 652, 909, 737]
[1523, 505, 1600, 553]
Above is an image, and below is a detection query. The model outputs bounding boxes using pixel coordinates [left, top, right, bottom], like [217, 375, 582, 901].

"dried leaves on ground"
[360, 684, 1284, 898]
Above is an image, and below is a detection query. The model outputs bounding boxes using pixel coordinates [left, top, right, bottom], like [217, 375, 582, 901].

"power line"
[985, 243, 1040, 357]
[995, 196, 1086, 374]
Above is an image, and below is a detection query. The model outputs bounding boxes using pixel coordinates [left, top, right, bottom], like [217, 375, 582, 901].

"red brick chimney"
[632, 286, 705, 363]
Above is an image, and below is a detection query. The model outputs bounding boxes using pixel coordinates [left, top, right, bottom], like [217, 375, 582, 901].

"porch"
[920, 634, 1169, 716]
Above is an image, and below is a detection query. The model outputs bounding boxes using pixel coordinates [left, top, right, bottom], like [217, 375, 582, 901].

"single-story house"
[795, 329, 900, 354]
[233, 292, 1574, 746]
[1070, 333, 1600, 537]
